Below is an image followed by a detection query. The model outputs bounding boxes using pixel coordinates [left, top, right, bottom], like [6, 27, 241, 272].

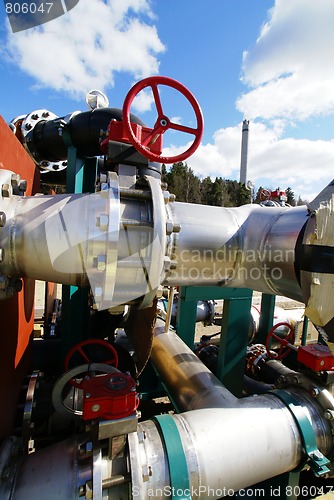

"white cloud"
[164, 121, 334, 201]
[3, 0, 165, 99]
[132, 88, 155, 113]
[237, 0, 334, 121]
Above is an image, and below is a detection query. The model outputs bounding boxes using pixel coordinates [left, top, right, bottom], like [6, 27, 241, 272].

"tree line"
[162, 162, 306, 207]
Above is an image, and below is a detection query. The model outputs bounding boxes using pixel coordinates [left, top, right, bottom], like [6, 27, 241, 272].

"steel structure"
[0, 76, 334, 499]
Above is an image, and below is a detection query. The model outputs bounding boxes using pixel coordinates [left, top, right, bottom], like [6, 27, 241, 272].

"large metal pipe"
[0, 172, 307, 302]
[129, 321, 332, 498]
[0, 170, 167, 309]
[131, 406, 301, 498]
[165, 201, 307, 302]
[14, 108, 146, 166]
[1, 171, 334, 337]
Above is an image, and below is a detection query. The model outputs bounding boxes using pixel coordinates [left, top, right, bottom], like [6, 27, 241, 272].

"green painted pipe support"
[273, 390, 330, 477]
[153, 414, 191, 500]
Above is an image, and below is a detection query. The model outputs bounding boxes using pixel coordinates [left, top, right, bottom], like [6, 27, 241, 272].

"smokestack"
[240, 119, 249, 185]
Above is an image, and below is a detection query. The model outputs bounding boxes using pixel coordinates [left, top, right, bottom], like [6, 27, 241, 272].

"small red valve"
[259, 188, 271, 201]
[77, 371, 139, 421]
[265, 322, 295, 360]
[64, 338, 118, 371]
[266, 323, 334, 372]
[297, 344, 334, 372]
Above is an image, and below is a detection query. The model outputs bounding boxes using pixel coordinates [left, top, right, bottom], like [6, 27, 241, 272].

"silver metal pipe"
[129, 321, 332, 498]
[0, 168, 312, 307]
[150, 321, 330, 451]
[0, 171, 167, 309]
[151, 319, 237, 410]
[165, 202, 307, 302]
[2, 170, 334, 331]
[133, 404, 302, 498]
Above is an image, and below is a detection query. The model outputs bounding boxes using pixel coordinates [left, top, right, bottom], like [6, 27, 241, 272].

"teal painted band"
[153, 414, 191, 500]
[274, 390, 330, 476]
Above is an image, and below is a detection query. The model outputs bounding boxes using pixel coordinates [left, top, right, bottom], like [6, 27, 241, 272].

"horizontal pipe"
[165, 202, 307, 302]
[0, 174, 165, 309]
[1, 173, 334, 338]
[133, 405, 302, 498]
[22, 108, 146, 161]
[0, 182, 307, 302]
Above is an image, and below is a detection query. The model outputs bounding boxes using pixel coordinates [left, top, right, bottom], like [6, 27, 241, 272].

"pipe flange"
[20, 371, 43, 454]
[274, 371, 334, 442]
[20, 109, 68, 172]
[138, 176, 167, 309]
[88, 172, 120, 310]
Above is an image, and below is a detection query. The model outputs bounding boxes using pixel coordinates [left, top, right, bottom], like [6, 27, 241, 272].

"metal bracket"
[274, 390, 330, 477]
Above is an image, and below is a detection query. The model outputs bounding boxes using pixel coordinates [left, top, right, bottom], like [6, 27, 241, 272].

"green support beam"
[216, 293, 252, 396]
[256, 293, 276, 344]
[176, 286, 253, 396]
[60, 134, 97, 360]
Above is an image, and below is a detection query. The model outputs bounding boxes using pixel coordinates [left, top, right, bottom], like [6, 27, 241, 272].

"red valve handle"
[265, 322, 295, 360]
[260, 189, 271, 201]
[64, 339, 118, 371]
[122, 76, 204, 164]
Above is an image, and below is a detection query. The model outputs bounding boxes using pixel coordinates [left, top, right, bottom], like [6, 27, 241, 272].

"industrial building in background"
[0, 76, 334, 499]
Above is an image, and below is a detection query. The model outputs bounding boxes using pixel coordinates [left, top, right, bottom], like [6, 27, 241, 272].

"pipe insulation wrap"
[3, 174, 334, 335]
[0, 172, 167, 309]
[0, 184, 309, 305]
[151, 319, 237, 410]
[150, 321, 331, 452]
[165, 202, 308, 301]
[132, 403, 302, 499]
[138, 321, 332, 498]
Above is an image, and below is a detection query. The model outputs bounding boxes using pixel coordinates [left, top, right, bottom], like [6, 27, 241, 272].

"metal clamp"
[153, 414, 191, 499]
[274, 390, 330, 476]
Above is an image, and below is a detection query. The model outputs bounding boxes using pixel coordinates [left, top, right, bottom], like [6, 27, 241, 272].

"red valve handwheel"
[64, 338, 118, 371]
[260, 189, 271, 201]
[265, 322, 295, 360]
[122, 76, 204, 164]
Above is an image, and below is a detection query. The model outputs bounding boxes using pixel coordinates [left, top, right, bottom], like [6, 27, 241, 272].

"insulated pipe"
[1, 177, 309, 305]
[129, 320, 332, 498]
[165, 201, 307, 302]
[150, 319, 237, 410]
[18, 108, 146, 161]
[0, 170, 167, 309]
[1, 173, 334, 328]
[131, 406, 302, 498]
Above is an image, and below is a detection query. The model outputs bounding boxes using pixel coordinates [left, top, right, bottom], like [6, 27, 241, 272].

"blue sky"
[1, 0, 334, 201]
